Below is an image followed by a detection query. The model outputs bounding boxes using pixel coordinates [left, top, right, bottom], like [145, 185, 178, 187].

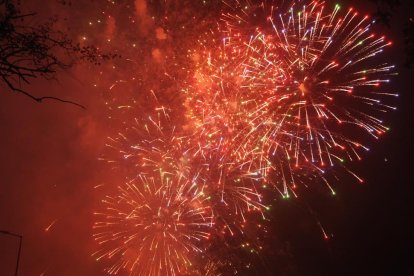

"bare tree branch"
[1, 74, 86, 109]
[1, 0, 118, 108]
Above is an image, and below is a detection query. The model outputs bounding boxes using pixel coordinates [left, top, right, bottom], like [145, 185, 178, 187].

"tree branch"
[2, 75, 86, 109]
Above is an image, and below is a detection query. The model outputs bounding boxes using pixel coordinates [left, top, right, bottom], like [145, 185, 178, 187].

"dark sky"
[1, 0, 413, 275]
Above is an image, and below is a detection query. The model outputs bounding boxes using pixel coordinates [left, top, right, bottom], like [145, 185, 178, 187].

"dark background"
[1, 0, 413, 275]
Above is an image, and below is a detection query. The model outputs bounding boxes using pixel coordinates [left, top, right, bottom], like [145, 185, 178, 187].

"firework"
[246, 1, 396, 166]
[90, 0, 398, 274]
[93, 112, 214, 275]
[93, 172, 213, 275]
[183, 23, 315, 201]
[186, 0, 397, 197]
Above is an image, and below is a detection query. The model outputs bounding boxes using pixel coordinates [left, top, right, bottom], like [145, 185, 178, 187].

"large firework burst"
[186, 0, 397, 198]
[93, 171, 213, 275]
[93, 112, 214, 275]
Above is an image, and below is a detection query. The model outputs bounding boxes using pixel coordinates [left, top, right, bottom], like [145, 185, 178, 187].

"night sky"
[1, 0, 413, 275]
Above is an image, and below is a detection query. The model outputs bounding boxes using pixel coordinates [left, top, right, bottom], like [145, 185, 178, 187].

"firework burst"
[250, 1, 395, 164]
[93, 112, 214, 275]
[93, 171, 213, 275]
[186, 0, 397, 197]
